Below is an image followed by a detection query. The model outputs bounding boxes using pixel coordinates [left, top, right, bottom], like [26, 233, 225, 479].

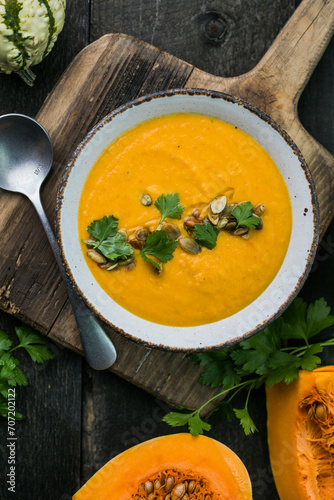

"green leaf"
[233, 407, 257, 435]
[155, 193, 184, 223]
[87, 215, 119, 241]
[231, 202, 261, 229]
[299, 344, 323, 371]
[162, 410, 194, 428]
[14, 325, 54, 364]
[0, 329, 12, 353]
[140, 230, 178, 267]
[194, 223, 219, 250]
[215, 401, 235, 422]
[305, 298, 334, 339]
[98, 234, 134, 261]
[199, 359, 241, 389]
[266, 351, 300, 386]
[188, 413, 211, 436]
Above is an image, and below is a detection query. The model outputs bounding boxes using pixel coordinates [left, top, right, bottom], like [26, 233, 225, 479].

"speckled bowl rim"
[55, 88, 319, 352]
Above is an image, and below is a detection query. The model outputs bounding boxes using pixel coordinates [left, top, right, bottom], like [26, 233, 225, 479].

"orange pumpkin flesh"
[266, 366, 334, 500]
[73, 433, 252, 499]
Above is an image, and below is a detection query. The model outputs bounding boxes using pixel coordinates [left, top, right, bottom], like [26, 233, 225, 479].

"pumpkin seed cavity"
[133, 468, 217, 499]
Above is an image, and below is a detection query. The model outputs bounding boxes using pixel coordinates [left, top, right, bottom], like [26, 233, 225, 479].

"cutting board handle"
[253, 0, 334, 104]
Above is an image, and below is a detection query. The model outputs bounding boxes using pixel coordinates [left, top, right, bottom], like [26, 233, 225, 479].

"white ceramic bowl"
[56, 89, 319, 351]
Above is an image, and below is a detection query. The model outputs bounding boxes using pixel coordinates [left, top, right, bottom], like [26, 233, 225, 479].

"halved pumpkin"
[73, 433, 252, 499]
[266, 366, 334, 500]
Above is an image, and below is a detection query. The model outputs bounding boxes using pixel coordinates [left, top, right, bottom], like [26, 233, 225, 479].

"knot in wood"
[203, 13, 227, 44]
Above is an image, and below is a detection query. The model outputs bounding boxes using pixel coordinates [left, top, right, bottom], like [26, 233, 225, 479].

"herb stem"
[195, 378, 258, 416]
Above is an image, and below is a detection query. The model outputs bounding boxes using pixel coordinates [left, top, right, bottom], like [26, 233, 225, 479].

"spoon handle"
[29, 191, 117, 370]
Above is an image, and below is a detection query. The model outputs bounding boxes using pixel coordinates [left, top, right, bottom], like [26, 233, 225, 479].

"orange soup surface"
[78, 114, 292, 326]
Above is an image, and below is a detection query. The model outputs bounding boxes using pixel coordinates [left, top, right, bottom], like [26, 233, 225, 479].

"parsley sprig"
[155, 193, 184, 224]
[84, 215, 133, 261]
[163, 297, 334, 435]
[232, 202, 261, 229]
[140, 230, 178, 271]
[0, 325, 54, 419]
[194, 223, 219, 249]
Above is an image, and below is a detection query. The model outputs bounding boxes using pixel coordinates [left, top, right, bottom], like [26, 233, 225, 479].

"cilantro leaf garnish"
[98, 234, 134, 261]
[163, 296, 334, 436]
[0, 325, 54, 419]
[85, 215, 133, 262]
[155, 193, 184, 224]
[232, 202, 261, 229]
[87, 215, 118, 241]
[194, 223, 219, 250]
[140, 230, 178, 271]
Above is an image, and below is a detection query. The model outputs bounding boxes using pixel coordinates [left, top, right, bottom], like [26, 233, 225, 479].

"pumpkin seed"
[136, 227, 150, 241]
[224, 220, 237, 231]
[231, 227, 249, 236]
[217, 217, 228, 230]
[117, 229, 128, 239]
[172, 482, 186, 498]
[207, 208, 219, 226]
[86, 249, 106, 264]
[154, 479, 161, 490]
[252, 203, 265, 217]
[183, 216, 203, 229]
[145, 481, 154, 494]
[179, 237, 201, 254]
[141, 194, 152, 206]
[192, 208, 200, 218]
[99, 262, 119, 271]
[315, 403, 327, 421]
[254, 215, 263, 229]
[188, 481, 196, 494]
[210, 195, 227, 214]
[125, 261, 136, 271]
[223, 203, 237, 214]
[164, 222, 181, 240]
[129, 237, 145, 250]
[166, 476, 175, 492]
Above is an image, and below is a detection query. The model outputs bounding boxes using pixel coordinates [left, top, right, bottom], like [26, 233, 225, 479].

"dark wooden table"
[0, 1, 333, 499]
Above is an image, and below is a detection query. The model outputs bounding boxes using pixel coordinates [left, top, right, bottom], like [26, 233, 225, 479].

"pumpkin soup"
[78, 113, 292, 326]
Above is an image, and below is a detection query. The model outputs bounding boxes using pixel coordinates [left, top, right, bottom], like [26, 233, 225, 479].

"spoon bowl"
[0, 114, 117, 370]
[0, 113, 53, 196]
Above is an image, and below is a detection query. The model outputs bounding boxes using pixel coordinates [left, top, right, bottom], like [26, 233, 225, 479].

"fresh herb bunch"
[84, 215, 133, 261]
[163, 297, 334, 436]
[0, 324, 54, 419]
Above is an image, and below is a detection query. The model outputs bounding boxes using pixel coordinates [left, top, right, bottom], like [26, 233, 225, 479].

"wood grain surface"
[0, 1, 333, 498]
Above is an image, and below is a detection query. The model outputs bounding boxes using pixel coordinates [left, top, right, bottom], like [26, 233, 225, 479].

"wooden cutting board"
[0, 0, 333, 410]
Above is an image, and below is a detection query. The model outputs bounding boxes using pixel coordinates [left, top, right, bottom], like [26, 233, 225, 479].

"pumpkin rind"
[73, 433, 252, 500]
[266, 366, 334, 500]
[0, 0, 66, 76]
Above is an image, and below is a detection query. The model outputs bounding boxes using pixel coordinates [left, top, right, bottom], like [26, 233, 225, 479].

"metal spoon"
[0, 113, 117, 370]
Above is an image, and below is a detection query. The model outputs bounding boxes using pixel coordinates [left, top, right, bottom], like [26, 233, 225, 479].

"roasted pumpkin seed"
[179, 237, 201, 254]
[252, 203, 266, 217]
[210, 195, 227, 214]
[141, 194, 153, 206]
[164, 222, 181, 240]
[135, 227, 150, 241]
[86, 249, 106, 264]
[183, 216, 203, 229]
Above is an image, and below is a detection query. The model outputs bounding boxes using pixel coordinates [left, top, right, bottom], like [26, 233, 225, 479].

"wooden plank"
[0, 313, 83, 500]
